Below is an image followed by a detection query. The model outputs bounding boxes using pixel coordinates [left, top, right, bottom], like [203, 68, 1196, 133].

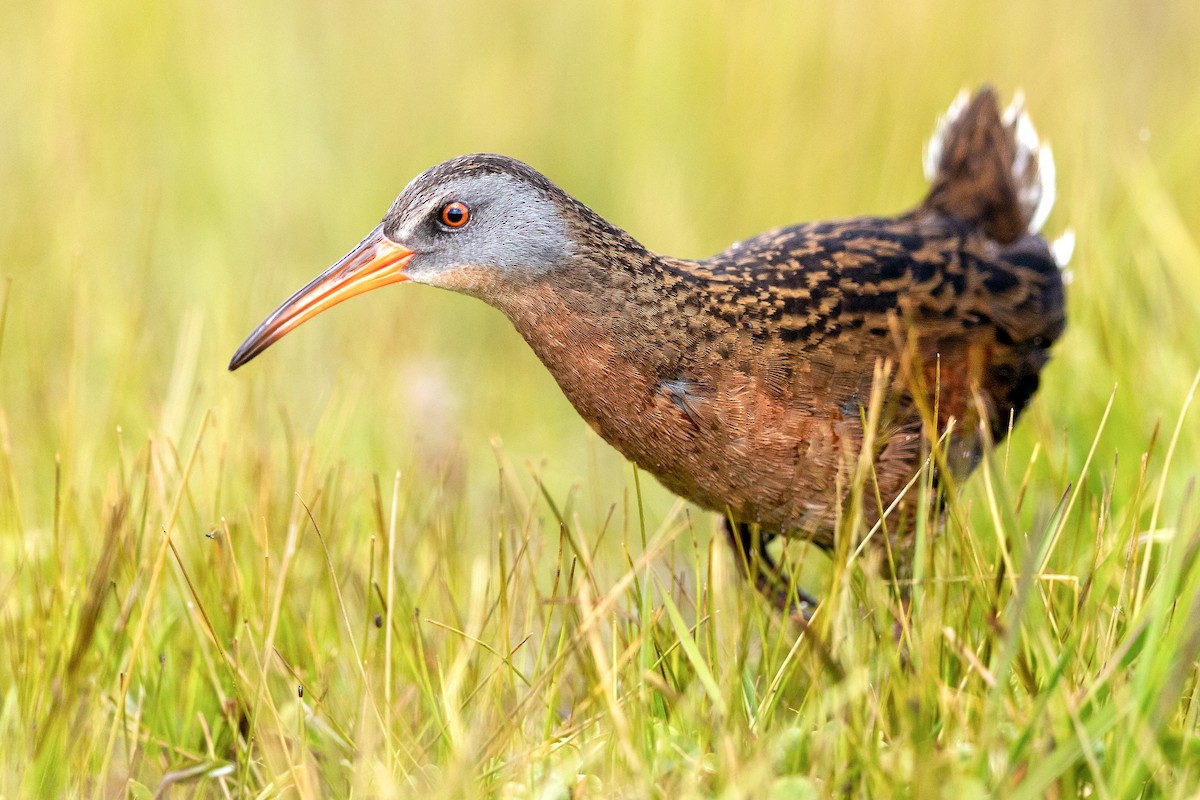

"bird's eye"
[439, 201, 470, 229]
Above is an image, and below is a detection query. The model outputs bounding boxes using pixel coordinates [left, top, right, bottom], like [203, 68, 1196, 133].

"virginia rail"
[231, 88, 1068, 614]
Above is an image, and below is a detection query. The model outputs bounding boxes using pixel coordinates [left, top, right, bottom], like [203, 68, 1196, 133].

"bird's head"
[228, 154, 580, 370]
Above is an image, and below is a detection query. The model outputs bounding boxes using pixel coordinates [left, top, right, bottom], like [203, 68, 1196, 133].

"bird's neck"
[485, 202, 677, 348]
[486, 234, 699, 405]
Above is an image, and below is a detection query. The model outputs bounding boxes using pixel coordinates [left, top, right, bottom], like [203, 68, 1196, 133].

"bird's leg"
[724, 519, 819, 618]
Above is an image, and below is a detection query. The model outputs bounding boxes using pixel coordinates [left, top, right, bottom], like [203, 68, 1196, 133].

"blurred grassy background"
[3, 0, 1200, 795]
[3, 0, 1197, 523]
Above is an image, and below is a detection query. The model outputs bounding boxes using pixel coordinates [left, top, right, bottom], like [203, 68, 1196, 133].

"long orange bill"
[229, 224, 414, 371]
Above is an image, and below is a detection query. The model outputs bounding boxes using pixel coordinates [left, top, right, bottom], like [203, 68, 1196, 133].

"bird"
[230, 87, 1068, 616]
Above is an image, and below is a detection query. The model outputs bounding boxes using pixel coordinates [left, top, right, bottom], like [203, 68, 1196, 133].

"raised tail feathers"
[922, 86, 1058, 248]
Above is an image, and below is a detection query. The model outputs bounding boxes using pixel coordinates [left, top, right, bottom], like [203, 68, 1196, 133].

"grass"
[3, 0, 1200, 796]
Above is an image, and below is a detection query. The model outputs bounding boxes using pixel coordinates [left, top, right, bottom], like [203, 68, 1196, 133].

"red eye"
[439, 201, 470, 228]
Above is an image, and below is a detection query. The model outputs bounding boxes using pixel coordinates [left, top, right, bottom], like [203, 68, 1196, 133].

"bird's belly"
[505, 291, 922, 542]
[566, 369, 920, 543]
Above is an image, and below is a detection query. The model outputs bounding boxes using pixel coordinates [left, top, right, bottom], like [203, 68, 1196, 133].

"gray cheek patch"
[383, 172, 574, 279]
[444, 173, 575, 274]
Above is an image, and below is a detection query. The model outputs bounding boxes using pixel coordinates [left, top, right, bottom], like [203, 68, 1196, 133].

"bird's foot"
[724, 519, 819, 619]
